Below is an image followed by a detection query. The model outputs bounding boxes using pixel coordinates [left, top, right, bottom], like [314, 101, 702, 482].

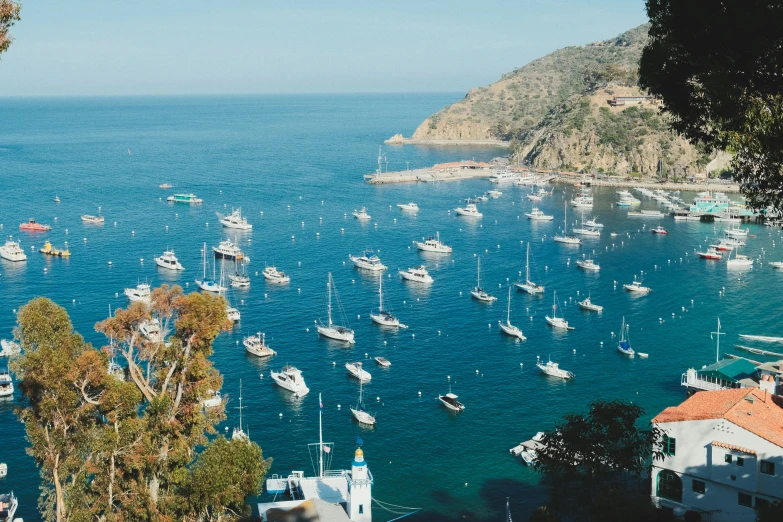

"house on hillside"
[607, 95, 658, 106]
[651, 387, 783, 522]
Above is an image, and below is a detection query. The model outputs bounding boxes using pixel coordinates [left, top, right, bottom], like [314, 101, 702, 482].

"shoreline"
[383, 135, 510, 147]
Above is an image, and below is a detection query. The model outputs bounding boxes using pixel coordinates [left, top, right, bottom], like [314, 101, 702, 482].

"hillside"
[398, 24, 718, 176]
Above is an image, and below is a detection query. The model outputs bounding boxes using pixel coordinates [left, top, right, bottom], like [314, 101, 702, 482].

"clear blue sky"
[0, 0, 648, 96]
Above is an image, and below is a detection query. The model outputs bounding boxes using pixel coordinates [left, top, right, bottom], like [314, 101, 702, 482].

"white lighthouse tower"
[347, 446, 373, 522]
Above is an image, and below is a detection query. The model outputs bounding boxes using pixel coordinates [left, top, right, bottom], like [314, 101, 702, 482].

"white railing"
[681, 372, 731, 391]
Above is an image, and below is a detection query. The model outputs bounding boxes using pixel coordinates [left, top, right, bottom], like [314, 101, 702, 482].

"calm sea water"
[1, 95, 782, 522]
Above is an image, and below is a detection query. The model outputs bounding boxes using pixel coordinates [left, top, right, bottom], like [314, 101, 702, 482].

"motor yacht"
[213, 239, 247, 261]
[576, 258, 600, 271]
[139, 318, 164, 343]
[244, 332, 277, 358]
[578, 296, 603, 312]
[270, 366, 310, 397]
[124, 283, 151, 305]
[155, 250, 184, 271]
[455, 203, 482, 217]
[488, 189, 503, 198]
[81, 214, 105, 224]
[698, 249, 722, 260]
[0, 492, 18, 522]
[397, 202, 419, 212]
[0, 238, 26, 262]
[399, 265, 434, 284]
[651, 225, 668, 235]
[525, 208, 554, 221]
[262, 265, 290, 284]
[536, 358, 574, 379]
[349, 250, 387, 271]
[0, 340, 21, 358]
[353, 207, 372, 220]
[218, 208, 252, 230]
[167, 193, 202, 204]
[415, 232, 452, 253]
[439, 392, 465, 412]
[623, 280, 652, 294]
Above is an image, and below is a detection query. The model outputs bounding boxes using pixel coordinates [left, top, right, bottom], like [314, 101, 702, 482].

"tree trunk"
[150, 475, 159, 504]
[53, 455, 64, 522]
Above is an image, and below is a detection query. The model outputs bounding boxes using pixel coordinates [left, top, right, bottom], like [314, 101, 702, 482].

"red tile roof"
[653, 388, 783, 449]
[712, 441, 758, 455]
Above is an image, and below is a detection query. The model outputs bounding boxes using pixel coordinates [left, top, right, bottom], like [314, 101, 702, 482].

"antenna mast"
[712, 318, 725, 362]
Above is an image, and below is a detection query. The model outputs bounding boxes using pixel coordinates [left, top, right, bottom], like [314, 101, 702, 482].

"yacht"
[698, 248, 723, 260]
[576, 258, 600, 271]
[228, 259, 251, 288]
[651, 225, 668, 235]
[232, 380, 248, 441]
[725, 226, 749, 238]
[201, 390, 223, 409]
[476, 194, 489, 203]
[399, 265, 434, 284]
[317, 273, 355, 344]
[218, 208, 252, 230]
[19, 218, 52, 232]
[489, 170, 518, 183]
[572, 226, 600, 237]
[525, 207, 554, 221]
[139, 318, 164, 343]
[554, 203, 582, 245]
[498, 287, 526, 340]
[0, 238, 27, 262]
[270, 365, 310, 397]
[415, 232, 452, 253]
[350, 371, 376, 426]
[623, 280, 652, 294]
[570, 196, 594, 208]
[369, 274, 405, 328]
[196, 243, 226, 293]
[124, 283, 151, 305]
[345, 362, 372, 383]
[583, 217, 604, 228]
[515, 243, 544, 295]
[243, 332, 277, 358]
[617, 317, 635, 356]
[213, 239, 247, 261]
[455, 203, 482, 217]
[536, 357, 574, 379]
[262, 265, 290, 284]
[438, 392, 465, 412]
[108, 358, 125, 381]
[545, 291, 573, 330]
[727, 250, 754, 270]
[769, 261, 783, 269]
[488, 189, 503, 198]
[470, 256, 497, 302]
[0, 492, 17, 522]
[167, 193, 203, 204]
[217, 263, 241, 322]
[349, 250, 387, 271]
[81, 214, 105, 224]
[155, 250, 184, 271]
[527, 192, 542, 202]
[397, 202, 419, 212]
[628, 210, 664, 218]
[578, 296, 603, 312]
[353, 207, 372, 220]
[0, 368, 13, 397]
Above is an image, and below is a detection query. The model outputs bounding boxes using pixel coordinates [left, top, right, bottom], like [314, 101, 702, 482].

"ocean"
[1, 94, 782, 522]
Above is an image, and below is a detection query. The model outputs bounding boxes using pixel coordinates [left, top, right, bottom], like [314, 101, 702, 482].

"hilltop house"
[651, 387, 783, 521]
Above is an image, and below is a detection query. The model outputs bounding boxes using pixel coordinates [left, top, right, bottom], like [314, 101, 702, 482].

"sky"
[0, 0, 648, 96]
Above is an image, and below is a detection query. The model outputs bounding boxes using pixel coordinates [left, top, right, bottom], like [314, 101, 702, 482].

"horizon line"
[0, 91, 467, 99]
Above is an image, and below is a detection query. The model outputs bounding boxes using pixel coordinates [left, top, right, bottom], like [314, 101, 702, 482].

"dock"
[365, 166, 494, 184]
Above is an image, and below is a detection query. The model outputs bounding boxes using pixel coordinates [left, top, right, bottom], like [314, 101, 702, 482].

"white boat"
[438, 392, 465, 412]
[375, 356, 391, 367]
[139, 318, 164, 343]
[527, 193, 542, 202]
[213, 239, 247, 262]
[576, 258, 600, 271]
[578, 296, 603, 312]
[415, 232, 452, 253]
[583, 217, 604, 228]
[231, 380, 248, 441]
[525, 207, 554, 221]
[545, 291, 573, 330]
[627, 210, 664, 218]
[229, 259, 251, 288]
[455, 203, 482, 217]
[350, 370, 376, 425]
[727, 249, 753, 270]
[489, 170, 518, 183]
[570, 196, 593, 208]
[698, 248, 723, 260]
[155, 249, 184, 271]
[345, 361, 371, 383]
[124, 283, 151, 305]
[617, 317, 635, 356]
[725, 226, 749, 238]
[553, 204, 582, 245]
[201, 390, 223, 408]
[769, 261, 783, 269]
[0, 492, 18, 522]
[0, 237, 26, 262]
[488, 189, 503, 198]
[397, 202, 419, 212]
[54, 195, 60, 203]
[0, 463, 7, 478]
[572, 226, 600, 237]
[536, 357, 574, 379]
[349, 250, 387, 271]
[243, 332, 277, 358]
[720, 237, 746, 247]
[270, 365, 310, 397]
[370, 274, 406, 328]
[470, 256, 497, 302]
[0, 340, 21, 357]
[81, 214, 105, 224]
[167, 193, 203, 204]
[498, 287, 526, 340]
[218, 208, 252, 230]
[399, 265, 434, 284]
[623, 279, 651, 294]
[0, 368, 13, 397]
[195, 243, 226, 293]
[738, 334, 783, 343]
[316, 273, 355, 344]
[262, 265, 290, 284]
[353, 207, 372, 220]
[218, 263, 240, 322]
[515, 243, 544, 295]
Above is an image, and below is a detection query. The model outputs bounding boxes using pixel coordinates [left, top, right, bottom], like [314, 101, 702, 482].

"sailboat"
[553, 203, 582, 245]
[617, 317, 635, 356]
[370, 273, 406, 328]
[470, 256, 497, 302]
[229, 258, 251, 288]
[545, 291, 573, 330]
[232, 380, 248, 441]
[316, 273, 355, 344]
[515, 243, 544, 294]
[195, 242, 226, 292]
[219, 261, 241, 322]
[498, 287, 526, 340]
[350, 370, 376, 426]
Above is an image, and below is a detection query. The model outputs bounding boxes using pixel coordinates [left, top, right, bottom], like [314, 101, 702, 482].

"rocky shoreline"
[384, 133, 509, 147]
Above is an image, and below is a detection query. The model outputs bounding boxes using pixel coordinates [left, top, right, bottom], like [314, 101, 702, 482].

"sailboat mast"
[526, 243, 530, 282]
[238, 379, 243, 433]
[378, 273, 383, 312]
[507, 286, 512, 323]
[477, 256, 481, 289]
[327, 274, 333, 326]
[712, 318, 725, 362]
[318, 392, 324, 478]
[202, 242, 207, 279]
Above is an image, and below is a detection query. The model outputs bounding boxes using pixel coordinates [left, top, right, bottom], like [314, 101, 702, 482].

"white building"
[651, 387, 783, 522]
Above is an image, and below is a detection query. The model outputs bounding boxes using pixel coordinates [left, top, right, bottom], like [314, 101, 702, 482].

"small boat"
[213, 239, 247, 261]
[415, 232, 452, 253]
[397, 202, 419, 212]
[370, 274, 406, 328]
[0, 368, 14, 397]
[201, 390, 222, 408]
[139, 319, 164, 343]
[525, 207, 554, 221]
[698, 249, 722, 260]
[0, 492, 18, 521]
[0, 340, 21, 357]
[19, 218, 51, 232]
[470, 256, 497, 302]
[159, 183, 173, 189]
[576, 258, 600, 271]
[537, 357, 574, 379]
[229, 259, 251, 288]
[476, 193, 489, 202]
[81, 214, 105, 224]
[353, 207, 372, 220]
[770, 261, 783, 269]
[262, 265, 290, 284]
[374, 356, 391, 367]
[124, 283, 151, 305]
[627, 210, 664, 218]
[54, 195, 60, 203]
[350, 371, 376, 425]
[527, 193, 542, 202]
[243, 332, 277, 358]
[545, 291, 573, 330]
[738, 334, 783, 344]
[317, 273, 355, 344]
[39, 241, 70, 257]
[572, 226, 600, 237]
[220, 265, 241, 322]
[349, 250, 387, 271]
[583, 217, 604, 228]
[488, 189, 502, 198]
[196, 243, 227, 293]
[617, 317, 635, 356]
[218, 208, 252, 230]
[727, 250, 753, 269]
[438, 392, 465, 412]
[270, 365, 310, 397]
[578, 296, 603, 312]
[399, 265, 434, 284]
[455, 203, 483, 217]
[232, 380, 248, 441]
[155, 250, 184, 271]
[0, 237, 27, 262]
[498, 287, 526, 340]
[167, 193, 203, 204]
[0, 463, 7, 478]
[651, 225, 668, 235]
[623, 280, 651, 294]
[570, 196, 594, 208]
[515, 243, 544, 294]
[345, 361, 371, 383]
[553, 204, 582, 244]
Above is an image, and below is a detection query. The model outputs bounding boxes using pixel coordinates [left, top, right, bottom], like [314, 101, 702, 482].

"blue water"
[1, 95, 783, 522]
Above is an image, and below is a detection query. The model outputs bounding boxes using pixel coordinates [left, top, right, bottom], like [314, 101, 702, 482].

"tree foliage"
[0, 0, 20, 58]
[14, 288, 269, 522]
[640, 0, 783, 211]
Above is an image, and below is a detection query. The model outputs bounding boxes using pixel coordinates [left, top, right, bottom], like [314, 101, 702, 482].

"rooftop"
[263, 498, 350, 522]
[698, 358, 758, 382]
[653, 388, 783, 449]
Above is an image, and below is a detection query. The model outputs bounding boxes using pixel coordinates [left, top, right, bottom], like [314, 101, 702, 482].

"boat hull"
[317, 325, 355, 344]
[499, 321, 526, 340]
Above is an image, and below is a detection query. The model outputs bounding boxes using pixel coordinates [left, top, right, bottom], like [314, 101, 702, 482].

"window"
[761, 460, 775, 476]
[657, 470, 683, 502]
[358, 505, 364, 514]
[663, 435, 676, 456]
[737, 457, 744, 467]
[738, 492, 752, 508]
[692, 479, 705, 494]
[756, 498, 770, 510]
[725, 454, 733, 464]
